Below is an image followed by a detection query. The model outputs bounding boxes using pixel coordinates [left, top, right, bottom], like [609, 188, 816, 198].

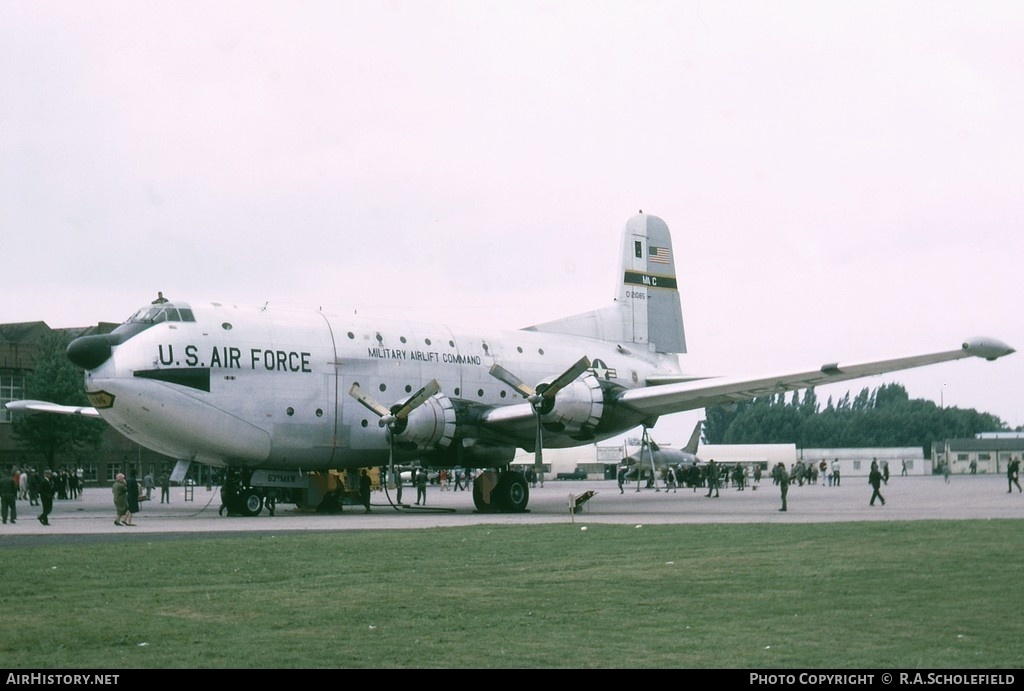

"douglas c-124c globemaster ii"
[7, 213, 1015, 516]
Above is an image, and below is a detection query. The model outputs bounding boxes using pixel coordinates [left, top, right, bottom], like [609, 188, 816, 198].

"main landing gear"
[472, 469, 530, 513]
[220, 468, 265, 517]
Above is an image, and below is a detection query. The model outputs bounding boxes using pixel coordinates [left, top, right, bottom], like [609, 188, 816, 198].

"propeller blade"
[489, 363, 536, 399]
[348, 383, 391, 418]
[393, 379, 441, 421]
[539, 356, 592, 400]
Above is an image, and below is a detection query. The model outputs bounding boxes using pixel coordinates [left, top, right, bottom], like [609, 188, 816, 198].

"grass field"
[1, 520, 1022, 668]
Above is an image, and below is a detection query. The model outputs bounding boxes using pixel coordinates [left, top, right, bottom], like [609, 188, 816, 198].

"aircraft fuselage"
[80, 301, 676, 471]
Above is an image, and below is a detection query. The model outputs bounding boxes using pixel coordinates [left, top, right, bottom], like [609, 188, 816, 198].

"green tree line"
[702, 383, 1009, 456]
[12, 330, 105, 468]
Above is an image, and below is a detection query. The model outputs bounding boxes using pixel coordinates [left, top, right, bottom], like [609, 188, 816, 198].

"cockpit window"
[125, 303, 195, 325]
[108, 301, 195, 343]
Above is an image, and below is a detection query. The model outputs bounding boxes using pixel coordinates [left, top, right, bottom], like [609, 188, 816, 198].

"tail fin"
[527, 212, 687, 353]
[682, 420, 702, 454]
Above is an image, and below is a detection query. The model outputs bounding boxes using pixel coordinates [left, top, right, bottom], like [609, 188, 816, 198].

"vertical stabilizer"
[526, 212, 687, 354]
[682, 420, 702, 454]
[617, 213, 687, 353]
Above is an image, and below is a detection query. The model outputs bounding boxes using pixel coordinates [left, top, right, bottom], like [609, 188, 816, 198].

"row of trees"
[702, 382, 1008, 456]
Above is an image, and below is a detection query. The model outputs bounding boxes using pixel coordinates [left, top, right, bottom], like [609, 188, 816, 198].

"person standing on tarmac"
[1, 467, 17, 524]
[415, 468, 428, 506]
[113, 473, 132, 526]
[1007, 457, 1022, 493]
[359, 469, 372, 513]
[869, 460, 886, 506]
[774, 462, 789, 512]
[37, 470, 55, 525]
[392, 468, 404, 504]
[704, 460, 720, 498]
[159, 470, 170, 504]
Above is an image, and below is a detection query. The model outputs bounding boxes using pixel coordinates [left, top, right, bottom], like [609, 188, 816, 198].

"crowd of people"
[0, 465, 86, 526]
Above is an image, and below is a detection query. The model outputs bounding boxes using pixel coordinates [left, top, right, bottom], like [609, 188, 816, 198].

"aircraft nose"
[67, 334, 114, 370]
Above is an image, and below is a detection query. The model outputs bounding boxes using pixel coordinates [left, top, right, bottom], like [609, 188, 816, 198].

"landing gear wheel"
[494, 471, 530, 513]
[239, 489, 264, 517]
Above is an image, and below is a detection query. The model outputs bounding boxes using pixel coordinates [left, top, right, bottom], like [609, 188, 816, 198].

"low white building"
[801, 447, 928, 477]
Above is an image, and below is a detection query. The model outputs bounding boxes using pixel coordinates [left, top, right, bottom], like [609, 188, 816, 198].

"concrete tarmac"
[0, 473, 1021, 542]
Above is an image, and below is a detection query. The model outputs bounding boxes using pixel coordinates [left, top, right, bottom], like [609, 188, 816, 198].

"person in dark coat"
[773, 462, 789, 512]
[359, 469, 372, 513]
[869, 460, 886, 506]
[127, 469, 141, 515]
[0, 468, 17, 524]
[704, 460, 720, 498]
[37, 470, 55, 525]
[159, 470, 171, 503]
[1008, 457, 1022, 493]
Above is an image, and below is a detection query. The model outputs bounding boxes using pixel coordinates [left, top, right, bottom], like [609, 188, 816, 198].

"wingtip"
[961, 337, 1015, 361]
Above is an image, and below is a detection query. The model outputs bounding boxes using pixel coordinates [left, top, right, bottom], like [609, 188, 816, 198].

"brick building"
[0, 320, 176, 485]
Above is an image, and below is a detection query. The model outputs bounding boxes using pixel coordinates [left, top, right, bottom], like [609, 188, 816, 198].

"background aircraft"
[621, 421, 704, 487]
[7, 213, 1014, 516]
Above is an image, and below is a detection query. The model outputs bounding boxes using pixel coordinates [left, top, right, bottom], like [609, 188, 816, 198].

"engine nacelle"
[537, 371, 604, 437]
[390, 393, 457, 452]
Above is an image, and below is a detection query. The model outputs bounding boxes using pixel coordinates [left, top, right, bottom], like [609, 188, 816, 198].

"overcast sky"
[2, 1, 1022, 445]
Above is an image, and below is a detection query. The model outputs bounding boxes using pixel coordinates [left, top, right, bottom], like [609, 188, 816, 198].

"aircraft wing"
[4, 400, 102, 418]
[616, 337, 1015, 418]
